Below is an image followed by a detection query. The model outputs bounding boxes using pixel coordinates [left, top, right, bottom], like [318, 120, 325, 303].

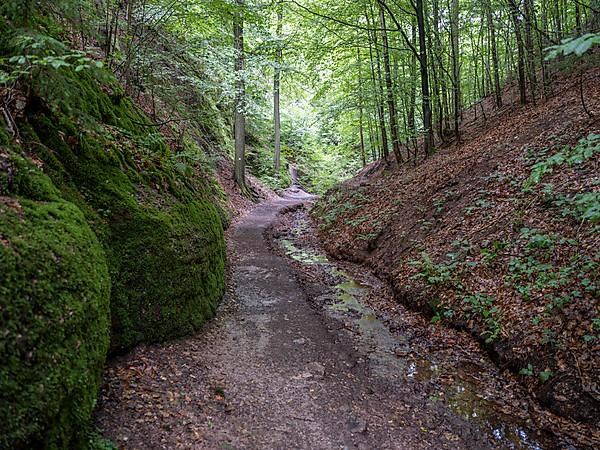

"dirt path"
[95, 195, 578, 449]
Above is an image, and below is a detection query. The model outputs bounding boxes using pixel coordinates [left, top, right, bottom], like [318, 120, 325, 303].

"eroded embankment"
[269, 204, 599, 449]
[311, 69, 600, 432]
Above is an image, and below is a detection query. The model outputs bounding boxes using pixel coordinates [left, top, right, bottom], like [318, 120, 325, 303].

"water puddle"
[279, 239, 329, 264]
[276, 233, 547, 449]
[446, 381, 543, 450]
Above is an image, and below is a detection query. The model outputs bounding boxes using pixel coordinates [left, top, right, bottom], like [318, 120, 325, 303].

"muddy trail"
[95, 194, 590, 449]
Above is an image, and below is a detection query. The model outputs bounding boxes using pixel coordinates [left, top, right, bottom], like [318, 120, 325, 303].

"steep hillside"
[313, 67, 600, 426]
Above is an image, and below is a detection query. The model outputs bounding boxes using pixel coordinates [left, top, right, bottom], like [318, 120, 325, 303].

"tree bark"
[508, 0, 527, 105]
[378, 2, 402, 164]
[366, 7, 389, 160]
[357, 43, 367, 166]
[273, 0, 282, 174]
[431, 0, 445, 142]
[450, 0, 461, 141]
[416, 0, 434, 156]
[484, 0, 502, 107]
[524, 0, 537, 104]
[234, 0, 247, 190]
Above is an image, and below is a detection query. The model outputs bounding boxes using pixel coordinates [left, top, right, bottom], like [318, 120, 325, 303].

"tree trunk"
[416, 0, 434, 156]
[485, 0, 502, 107]
[234, 0, 247, 190]
[450, 0, 461, 141]
[508, 0, 527, 105]
[273, 1, 282, 174]
[408, 21, 417, 139]
[357, 44, 367, 167]
[553, 0, 562, 40]
[366, 7, 389, 160]
[431, 0, 445, 142]
[524, 0, 537, 104]
[589, 0, 600, 31]
[378, 3, 402, 164]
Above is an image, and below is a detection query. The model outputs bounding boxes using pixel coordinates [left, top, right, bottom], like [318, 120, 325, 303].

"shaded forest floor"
[312, 67, 600, 438]
[95, 192, 594, 449]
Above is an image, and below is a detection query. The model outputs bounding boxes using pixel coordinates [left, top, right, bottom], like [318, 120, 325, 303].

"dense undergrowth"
[0, 13, 226, 449]
[313, 68, 600, 428]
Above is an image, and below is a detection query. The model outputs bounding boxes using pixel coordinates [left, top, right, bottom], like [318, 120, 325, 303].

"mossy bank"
[1, 25, 226, 449]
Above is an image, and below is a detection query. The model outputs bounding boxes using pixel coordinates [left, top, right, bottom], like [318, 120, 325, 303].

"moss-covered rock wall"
[1, 28, 226, 448]
[0, 150, 111, 449]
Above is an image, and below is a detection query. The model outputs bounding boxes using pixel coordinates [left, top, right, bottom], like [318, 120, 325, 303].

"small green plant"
[517, 364, 553, 382]
[464, 198, 491, 215]
[480, 240, 508, 264]
[410, 252, 459, 287]
[524, 134, 600, 189]
[546, 33, 600, 59]
[429, 298, 454, 324]
[0, 34, 103, 85]
[462, 293, 502, 343]
[356, 232, 377, 241]
[539, 369, 554, 383]
[345, 216, 369, 227]
[583, 318, 600, 344]
[519, 364, 534, 376]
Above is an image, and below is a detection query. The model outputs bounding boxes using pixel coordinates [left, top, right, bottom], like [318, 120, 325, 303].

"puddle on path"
[279, 239, 329, 264]
[276, 232, 547, 450]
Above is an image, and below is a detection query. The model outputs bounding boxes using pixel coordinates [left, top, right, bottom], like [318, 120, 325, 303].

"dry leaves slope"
[313, 67, 600, 428]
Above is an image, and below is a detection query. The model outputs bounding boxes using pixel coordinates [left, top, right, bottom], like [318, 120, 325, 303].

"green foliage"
[245, 141, 292, 190]
[0, 152, 110, 449]
[546, 33, 600, 60]
[410, 252, 460, 288]
[519, 362, 553, 382]
[87, 431, 118, 450]
[312, 188, 367, 228]
[523, 135, 600, 224]
[15, 59, 227, 351]
[462, 293, 502, 343]
[554, 192, 600, 224]
[0, 32, 102, 85]
[519, 364, 534, 376]
[506, 229, 598, 313]
[524, 134, 600, 189]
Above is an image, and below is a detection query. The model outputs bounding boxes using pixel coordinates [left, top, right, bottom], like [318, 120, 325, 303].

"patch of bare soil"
[312, 67, 600, 434]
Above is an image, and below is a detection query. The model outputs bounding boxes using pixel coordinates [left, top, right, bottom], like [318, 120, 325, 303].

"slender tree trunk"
[554, 0, 562, 40]
[408, 20, 417, 139]
[366, 26, 383, 159]
[234, 0, 247, 190]
[589, 0, 600, 31]
[485, 0, 503, 107]
[524, 0, 537, 104]
[416, 0, 434, 156]
[273, 1, 282, 174]
[432, 0, 445, 142]
[450, 0, 461, 141]
[378, 3, 402, 164]
[357, 44, 367, 167]
[367, 8, 389, 160]
[508, 0, 527, 105]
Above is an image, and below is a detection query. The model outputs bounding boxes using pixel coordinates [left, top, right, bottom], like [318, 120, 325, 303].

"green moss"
[1, 27, 226, 448]
[15, 47, 226, 350]
[109, 200, 225, 349]
[0, 118, 10, 145]
[0, 187, 110, 449]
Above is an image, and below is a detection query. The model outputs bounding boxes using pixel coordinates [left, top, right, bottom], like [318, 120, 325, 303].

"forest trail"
[95, 194, 562, 450]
